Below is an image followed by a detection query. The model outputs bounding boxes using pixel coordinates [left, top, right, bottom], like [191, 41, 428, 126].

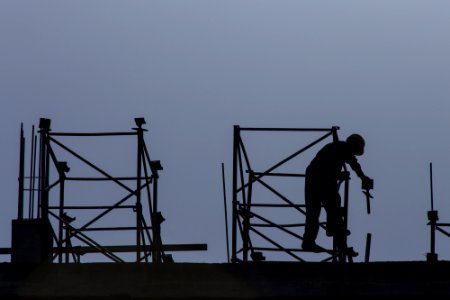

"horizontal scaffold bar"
[0, 243, 207, 255]
[49, 132, 138, 137]
[238, 127, 339, 132]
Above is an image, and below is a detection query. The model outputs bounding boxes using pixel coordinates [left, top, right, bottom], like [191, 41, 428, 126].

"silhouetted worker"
[302, 133, 372, 252]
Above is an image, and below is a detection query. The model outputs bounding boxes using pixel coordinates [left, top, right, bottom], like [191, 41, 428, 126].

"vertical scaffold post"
[364, 233, 372, 263]
[150, 160, 164, 264]
[331, 126, 339, 143]
[221, 163, 230, 263]
[57, 161, 69, 263]
[38, 118, 51, 221]
[17, 123, 25, 220]
[28, 125, 37, 219]
[243, 170, 253, 262]
[231, 125, 240, 262]
[152, 165, 161, 263]
[427, 162, 438, 262]
[135, 118, 145, 262]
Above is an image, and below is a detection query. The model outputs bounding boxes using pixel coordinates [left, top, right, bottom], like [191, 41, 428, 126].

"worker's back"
[308, 141, 354, 180]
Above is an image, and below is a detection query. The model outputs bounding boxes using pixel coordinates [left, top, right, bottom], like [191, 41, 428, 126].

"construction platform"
[1, 261, 449, 299]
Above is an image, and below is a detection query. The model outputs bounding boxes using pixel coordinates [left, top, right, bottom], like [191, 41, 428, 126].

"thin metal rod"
[221, 163, 230, 263]
[17, 123, 25, 220]
[79, 226, 152, 231]
[436, 223, 450, 226]
[37, 124, 44, 219]
[140, 216, 154, 260]
[30, 134, 37, 218]
[49, 131, 137, 137]
[44, 136, 51, 220]
[251, 246, 319, 252]
[364, 233, 372, 263]
[137, 141, 159, 262]
[428, 162, 438, 261]
[48, 205, 135, 209]
[239, 127, 338, 132]
[251, 172, 305, 178]
[237, 141, 248, 208]
[342, 170, 350, 262]
[58, 179, 65, 263]
[53, 244, 207, 254]
[28, 125, 35, 219]
[436, 227, 450, 238]
[430, 162, 434, 211]
[238, 138, 252, 173]
[136, 125, 144, 262]
[247, 203, 306, 208]
[141, 147, 155, 256]
[142, 142, 155, 215]
[231, 125, 239, 262]
[243, 170, 254, 262]
[66, 176, 151, 181]
[251, 222, 306, 228]
[139, 218, 148, 263]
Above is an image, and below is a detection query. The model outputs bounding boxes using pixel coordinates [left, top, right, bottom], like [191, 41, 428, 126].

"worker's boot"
[345, 247, 358, 257]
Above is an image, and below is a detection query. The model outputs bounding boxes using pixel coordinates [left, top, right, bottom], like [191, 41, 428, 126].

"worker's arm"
[348, 155, 374, 214]
[348, 156, 373, 186]
[347, 156, 365, 179]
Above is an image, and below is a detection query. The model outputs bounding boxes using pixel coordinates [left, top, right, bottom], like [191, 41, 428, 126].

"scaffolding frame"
[11, 118, 206, 263]
[231, 126, 355, 263]
[427, 162, 450, 262]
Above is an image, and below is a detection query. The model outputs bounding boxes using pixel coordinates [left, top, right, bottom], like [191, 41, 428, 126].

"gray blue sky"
[1, 1, 450, 263]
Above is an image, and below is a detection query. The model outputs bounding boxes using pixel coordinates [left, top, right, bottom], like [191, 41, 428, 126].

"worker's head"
[346, 133, 365, 156]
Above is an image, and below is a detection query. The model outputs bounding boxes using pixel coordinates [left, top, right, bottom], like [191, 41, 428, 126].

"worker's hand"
[361, 176, 374, 190]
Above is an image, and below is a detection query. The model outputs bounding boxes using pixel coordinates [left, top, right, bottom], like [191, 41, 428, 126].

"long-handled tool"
[362, 178, 374, 214]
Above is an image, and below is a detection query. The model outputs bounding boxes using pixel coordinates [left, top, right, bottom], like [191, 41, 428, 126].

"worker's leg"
[323, 189, 344, 237]
[303, 175, 321, 246]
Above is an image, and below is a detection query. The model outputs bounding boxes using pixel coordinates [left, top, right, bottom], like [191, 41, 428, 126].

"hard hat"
[346, 133, 365, 156]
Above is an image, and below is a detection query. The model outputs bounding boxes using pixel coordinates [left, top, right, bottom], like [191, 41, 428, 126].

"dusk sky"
[1, 1, 450, 263]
